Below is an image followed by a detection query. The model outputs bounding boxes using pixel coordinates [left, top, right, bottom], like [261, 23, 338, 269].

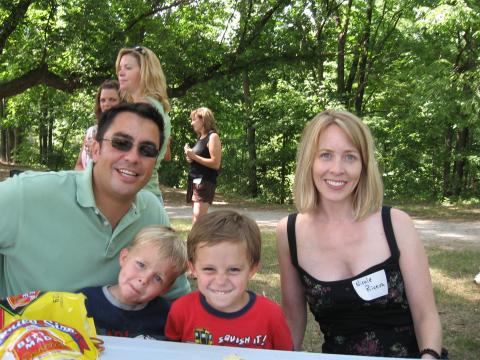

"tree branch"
[0, 64, 110, 98]
[235, 0, 291, 56]
[124, 0, 194, 33]
[0, 0, 293, 100]
[0, 0, 34, 55]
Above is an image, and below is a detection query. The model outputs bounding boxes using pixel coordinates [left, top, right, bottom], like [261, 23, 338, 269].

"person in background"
[166, 210, 293, 351]
[184, 107, 221, 224]
[116, 46, 171, 204]
[0, 103, 189, 301]
[80, 226, 187, 339]
[75, 79, 120, 171]
[276, 110, 444, 358]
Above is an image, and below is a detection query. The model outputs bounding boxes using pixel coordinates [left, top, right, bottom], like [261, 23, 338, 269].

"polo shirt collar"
[76, 161, 96, 208]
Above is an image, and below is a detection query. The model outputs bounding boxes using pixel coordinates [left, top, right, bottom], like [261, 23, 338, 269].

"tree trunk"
[450, 27, 476, 197]
[354, 0, 373, 115]
[7, 129, 15, 163]
[243, 68, 257, 197]
[48, 114, 54, 166]
[279, 134, 288, 205]
[453, 127, 469, 196]
[336, 0, 353, 103]
[0, 99, 5, 162]
[442, 126, 453, 197]
[310, 0, 331, 87]
[39, 90, 48, 164]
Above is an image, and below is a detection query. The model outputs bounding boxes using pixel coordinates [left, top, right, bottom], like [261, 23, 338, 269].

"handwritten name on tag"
[352, 269, 388, 301]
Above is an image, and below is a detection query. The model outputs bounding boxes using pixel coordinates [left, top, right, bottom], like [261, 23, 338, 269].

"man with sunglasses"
[0, 103, 190, 300]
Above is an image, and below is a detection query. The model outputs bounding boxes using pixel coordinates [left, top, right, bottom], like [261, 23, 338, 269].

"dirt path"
[163, 189, 480, 250]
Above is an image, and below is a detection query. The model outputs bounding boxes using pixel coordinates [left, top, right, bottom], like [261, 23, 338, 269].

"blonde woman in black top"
[276, 110, 443, 358]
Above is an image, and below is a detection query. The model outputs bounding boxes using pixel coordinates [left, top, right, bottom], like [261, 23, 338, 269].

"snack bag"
[0, 319, 100, 359]
[0, 291, 101, 359]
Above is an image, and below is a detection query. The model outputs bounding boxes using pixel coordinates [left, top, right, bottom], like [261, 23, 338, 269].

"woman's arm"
[74, 151, 84, 170]
[391, 208, 443, 359]
[163, 137, 172, 161]
[276, 216, 307, 350]
[185, 133, 221, 170]
[74, 136, 88, 170]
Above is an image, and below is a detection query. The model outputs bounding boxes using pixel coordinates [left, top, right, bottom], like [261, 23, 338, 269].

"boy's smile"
[190, 241, 258, 313]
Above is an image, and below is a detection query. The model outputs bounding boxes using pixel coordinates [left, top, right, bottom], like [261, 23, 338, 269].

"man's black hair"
[96, 103, 164, 149]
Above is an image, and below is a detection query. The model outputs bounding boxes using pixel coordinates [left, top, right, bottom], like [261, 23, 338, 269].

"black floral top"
[287, 207, 420, 358]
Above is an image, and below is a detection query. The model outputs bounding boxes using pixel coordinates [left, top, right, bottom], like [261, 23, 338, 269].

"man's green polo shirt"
[0, 164, 189, 299]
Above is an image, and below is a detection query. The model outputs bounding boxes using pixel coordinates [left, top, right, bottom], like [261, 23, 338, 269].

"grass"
[387, 200, 480, 221]
[171, 218, 480, 359]
[427, 247, 480, 359]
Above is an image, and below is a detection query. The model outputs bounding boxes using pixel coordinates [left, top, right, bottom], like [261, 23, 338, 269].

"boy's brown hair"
[187, 210, 261, 266]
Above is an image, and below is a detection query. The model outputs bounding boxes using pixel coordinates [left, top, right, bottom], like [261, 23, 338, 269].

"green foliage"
[1, 0, 479, 203]
[2, 86, 94, 168]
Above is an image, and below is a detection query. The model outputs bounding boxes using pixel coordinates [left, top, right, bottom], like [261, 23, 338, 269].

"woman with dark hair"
[75, 80, 120, 170]
[184, 107, 221, 224]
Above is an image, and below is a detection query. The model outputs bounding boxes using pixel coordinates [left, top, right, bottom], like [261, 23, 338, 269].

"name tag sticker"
[352, 269, 388, 301]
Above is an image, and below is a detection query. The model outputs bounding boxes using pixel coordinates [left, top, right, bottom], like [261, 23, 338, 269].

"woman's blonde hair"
[190, 107, 218, 134]
[293, 110, 383, 220]
[130, 225, 187, 276]
[115, 46, 170, 112]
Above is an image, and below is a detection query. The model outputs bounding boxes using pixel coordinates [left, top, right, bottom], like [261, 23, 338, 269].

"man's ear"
[91, 140, 100, 163]
[119, 248, 129, 266]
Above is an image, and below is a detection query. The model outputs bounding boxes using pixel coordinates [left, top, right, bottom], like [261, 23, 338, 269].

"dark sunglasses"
[133, 46, 146, 55]
[101, 137, 159, 158]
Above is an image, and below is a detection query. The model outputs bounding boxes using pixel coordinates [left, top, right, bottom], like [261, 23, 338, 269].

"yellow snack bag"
[0, 291, 101, 359]
[0, 319, 100, 359]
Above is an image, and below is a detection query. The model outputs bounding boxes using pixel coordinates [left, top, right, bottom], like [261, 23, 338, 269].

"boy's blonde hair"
[130, 225, 187, 277]
[187, 210, 261, 267]
[190, 107, 218, 133]
[115, 46, 171, 112]
[294, 109, 383, 220]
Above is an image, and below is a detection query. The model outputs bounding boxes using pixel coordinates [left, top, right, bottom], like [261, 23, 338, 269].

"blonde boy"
[165, 210, 293, 350]
[80, 226, 187, 339]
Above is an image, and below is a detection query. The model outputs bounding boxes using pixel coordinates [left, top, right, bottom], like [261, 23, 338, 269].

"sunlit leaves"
[0, 0, 479, 201]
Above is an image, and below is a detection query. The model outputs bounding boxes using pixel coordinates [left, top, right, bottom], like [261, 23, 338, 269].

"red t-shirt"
[166, 291, 293, 351]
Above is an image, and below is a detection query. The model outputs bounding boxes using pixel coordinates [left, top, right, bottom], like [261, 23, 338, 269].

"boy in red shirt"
[165, 210, 293, 350]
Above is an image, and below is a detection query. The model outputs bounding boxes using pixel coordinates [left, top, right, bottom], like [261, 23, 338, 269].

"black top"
[188, 131, 218, 184]
[287, 206, 419, 357]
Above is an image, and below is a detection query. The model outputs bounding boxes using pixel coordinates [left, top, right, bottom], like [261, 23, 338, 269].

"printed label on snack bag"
[6, 290, 41, 311]
[12, 328, 72, 359]
[352, 269, 388, 301]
